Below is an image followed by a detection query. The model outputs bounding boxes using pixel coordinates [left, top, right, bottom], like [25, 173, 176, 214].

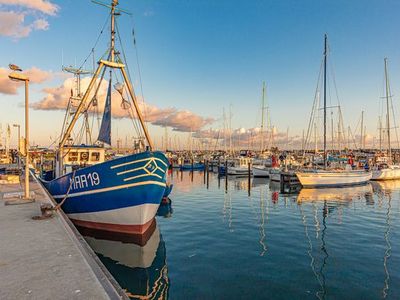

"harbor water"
[81, 170, 400, 299]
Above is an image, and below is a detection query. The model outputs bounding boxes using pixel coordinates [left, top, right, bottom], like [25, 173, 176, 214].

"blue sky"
[1, 0, 400, 147]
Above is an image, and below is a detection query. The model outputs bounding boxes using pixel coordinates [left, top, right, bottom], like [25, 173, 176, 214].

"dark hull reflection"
[252, 177, 269, 187]
[157, 199, 173, 218]
[79, 220, 169, 299]
[371, 179, 400, 195]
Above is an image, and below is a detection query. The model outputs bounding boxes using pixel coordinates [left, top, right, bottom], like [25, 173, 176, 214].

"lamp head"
[9, 72, 28, 82]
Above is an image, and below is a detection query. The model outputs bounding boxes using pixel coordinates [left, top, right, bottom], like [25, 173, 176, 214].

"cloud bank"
[0, 66, 52, 94]
[0, 0, 58, 39]
[32, 76, 214, 132]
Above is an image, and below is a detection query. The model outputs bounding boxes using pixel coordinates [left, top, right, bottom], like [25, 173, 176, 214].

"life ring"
[81, 152, 89, 160]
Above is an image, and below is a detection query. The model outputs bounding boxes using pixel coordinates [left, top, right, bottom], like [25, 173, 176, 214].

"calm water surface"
[82, 170, 400, 299]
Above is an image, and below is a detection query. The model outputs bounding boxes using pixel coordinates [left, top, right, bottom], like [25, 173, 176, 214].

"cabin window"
[68, 152, 78, 162]
[80, 152, 89, 161]
[91, 152, 100, 161]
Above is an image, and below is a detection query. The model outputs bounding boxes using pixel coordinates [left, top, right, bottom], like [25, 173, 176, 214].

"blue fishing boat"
[42, 151, 168, 234]
[40, 1, 169, 234]
[179, 163, 205, 171]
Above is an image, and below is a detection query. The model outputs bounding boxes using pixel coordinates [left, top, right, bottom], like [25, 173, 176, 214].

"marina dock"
[0, 172, 127, 300]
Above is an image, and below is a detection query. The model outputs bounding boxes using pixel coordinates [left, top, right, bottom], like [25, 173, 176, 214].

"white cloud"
[0, 0, 58, 39]
[0, 11, 32, 38]
[0, 66, 52, 94]
[33, 18, 49, 30]
[0, 0, 59, 16]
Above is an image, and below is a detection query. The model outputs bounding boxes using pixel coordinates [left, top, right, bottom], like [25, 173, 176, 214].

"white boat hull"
[371, 166, 400, 180]
[296, 170, 372, 188]
[252, 166, 270, 177]
[227, 167, 251, 176]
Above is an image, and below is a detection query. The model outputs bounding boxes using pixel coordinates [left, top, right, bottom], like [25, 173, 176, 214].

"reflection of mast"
[382, 194, 391, 298]
[222, 185, 233, 230]
[300, 203, 325, 299]
[314, 203, 320, 239]
[317, 201, 329, 300]
[258, 185, 267, 256]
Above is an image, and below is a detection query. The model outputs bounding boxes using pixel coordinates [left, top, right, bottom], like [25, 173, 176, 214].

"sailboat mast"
[360, 110, 364, 149]
[323, 34, 328, 168]
[384, 58, 391, 160]
[260, 81, 266, 152]
[379, 116, 382, 151]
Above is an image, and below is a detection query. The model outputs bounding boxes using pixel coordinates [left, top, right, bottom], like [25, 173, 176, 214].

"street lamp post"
[13, 124, 20, 168]
[9, 69, 33, 201]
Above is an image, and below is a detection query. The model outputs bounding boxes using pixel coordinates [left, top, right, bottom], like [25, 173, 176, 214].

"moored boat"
[42, 151, 168, 234]
[296, 169, 372, 188]
[252, 166, 270, 177]
[371, 59, 400, 181]
[372, 164, 400, 180]
[179, 162, 205, 171]
[296, 35, 372, 188]
[40, 1, 169, 234]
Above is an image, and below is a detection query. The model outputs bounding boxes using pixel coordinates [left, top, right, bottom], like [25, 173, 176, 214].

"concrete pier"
[0, 172, 127, 300]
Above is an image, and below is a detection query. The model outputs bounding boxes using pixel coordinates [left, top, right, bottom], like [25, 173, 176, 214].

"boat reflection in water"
[297, 183, 375, 299]
[371, 179, 400, 196]
[297, 183, 373, 203]
[157, 198, 173, 219]
[78, 217, 169, 299]
[252, 177, 268, 188]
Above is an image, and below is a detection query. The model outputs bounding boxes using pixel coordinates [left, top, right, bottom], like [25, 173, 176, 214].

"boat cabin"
[60, 145, 105, 174]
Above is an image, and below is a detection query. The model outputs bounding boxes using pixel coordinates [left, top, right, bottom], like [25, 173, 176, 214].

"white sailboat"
[296, 35, 372, 188]
[371, 58, 400, 180]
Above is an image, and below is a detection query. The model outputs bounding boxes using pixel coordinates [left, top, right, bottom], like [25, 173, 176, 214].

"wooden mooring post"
[225, 160, 228, 193]
[248, 162, 251, 196]
[206, 160, 210, 189]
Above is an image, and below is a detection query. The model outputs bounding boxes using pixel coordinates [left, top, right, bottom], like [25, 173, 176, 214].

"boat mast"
[323, 34, 327, 169]
[360, 110, 364, 149]
[260, 81, 266, 152]
[57, 0, 155, 175]
[379, 116, 382, 151]
[384, 57, 391, 161]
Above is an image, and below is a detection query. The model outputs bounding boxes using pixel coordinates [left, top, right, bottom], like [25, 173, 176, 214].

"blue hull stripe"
[58, 184, 166, 214]
[52, 180, 166, 198]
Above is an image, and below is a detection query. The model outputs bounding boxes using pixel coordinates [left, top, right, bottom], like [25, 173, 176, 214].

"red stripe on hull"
[70, 217, 155, 234]
[76, 219, 157, 245]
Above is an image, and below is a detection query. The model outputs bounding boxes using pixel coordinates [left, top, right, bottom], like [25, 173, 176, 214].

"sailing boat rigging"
[253, 82, 272, 177]
[371, 58, 400, 180]
[296, 34, 372, 188]
[40, 0, 169, 234]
